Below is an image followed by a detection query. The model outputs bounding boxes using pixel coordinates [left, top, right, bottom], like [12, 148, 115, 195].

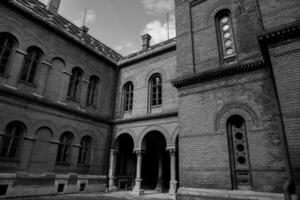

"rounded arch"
[32, 120, 58, 137]
[113, 128, 136, 148]
[0, 32, 19, 47]
[169, 126, 181, 148]
[144, 68, 167, 87]
[5, 121, 27, 133]
[26, 46, 44, 57]
[203, 0, 245, 27]
[51, 57, 66, 66]
[1, 114, 32, 136]
[78, 130, 97, 144]
[57, 125, 78, 140]
[113, 132, 135, 151]
[136, 125, 171, 149]
[215, 102, 260, 132]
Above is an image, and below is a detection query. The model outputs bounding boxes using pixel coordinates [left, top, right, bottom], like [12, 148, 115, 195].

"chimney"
[47, 0, 61, 13]
[81, 26, 89, 34]
[141, 34, 151, 50]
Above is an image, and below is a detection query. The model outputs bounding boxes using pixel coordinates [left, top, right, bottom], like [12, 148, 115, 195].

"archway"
[141, 131, 170, 192]
[114, 134, 135, 190]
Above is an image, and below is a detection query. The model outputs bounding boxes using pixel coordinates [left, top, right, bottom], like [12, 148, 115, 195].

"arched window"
[56, 132, 73, 164]
[227, 115, 252, 190]
[123, 82, 134, 112]
[78, 136, 92, 165]
[86, 76, 99, 107]
[215, 10, 236, 65]
[67, 67, 83, 100]
[0, 122, 25, 159]
[20, 46, 43, 83]
[149, 74, 162, 107]
[0, 34, 17, 74]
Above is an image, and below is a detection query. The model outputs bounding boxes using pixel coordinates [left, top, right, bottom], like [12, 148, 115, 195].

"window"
[0, 122, 25, 159]
[150, 74, 162, 107]
[78, 136, 92, 165]
[0, 34, 16, 75]
[86, 76, 99, 107]
[20, 46, 43, 83]
[216, 10, 236, 64]
[56, 132, 73, 164]
[123, 82, 134, 112]
[67, 67, 83, 100]
[227, 115, 252, 190]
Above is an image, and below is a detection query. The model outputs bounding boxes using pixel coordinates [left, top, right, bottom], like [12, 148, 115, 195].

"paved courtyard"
[7, 191, 171, 200]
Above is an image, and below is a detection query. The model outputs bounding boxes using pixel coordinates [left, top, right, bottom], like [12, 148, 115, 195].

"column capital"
[41, 60, 53, 68]
[133, 148, 145, 155]
[167, 147, 176, 155]
[110, 149, 118, 154]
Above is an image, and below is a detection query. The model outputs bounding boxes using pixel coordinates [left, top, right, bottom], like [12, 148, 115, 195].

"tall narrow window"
[0, 122, 25, 159]
[216, 10, 236, 65]
[86, 76, 99, 107]
[150, 74, 162, 107]
[0, 34, 16, 75]
[123, 82, 134, 112]
[56, 132, 73, 164]
[20, 46, 43, 83]
[67, 67, 83, 101]
[227, 115, 252, 190]
[78, 136, 92, 165]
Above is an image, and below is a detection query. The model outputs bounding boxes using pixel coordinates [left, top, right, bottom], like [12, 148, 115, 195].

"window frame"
[122, 82, 134, 113]
[56, 132, 73, 165]
[86, 76, 99, 108]
[67, 67, 83, 101]
[0, 33, 17, 76]
[0, 122, 25, 161]
[19, 46, 43, 84]
[149, 73, 162, 108]
[78, 136, 92, 166]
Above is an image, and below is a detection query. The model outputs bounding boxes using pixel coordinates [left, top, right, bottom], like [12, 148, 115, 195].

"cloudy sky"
[39, 0, 176, 56]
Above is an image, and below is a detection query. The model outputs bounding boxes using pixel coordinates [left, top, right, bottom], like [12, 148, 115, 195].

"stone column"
[155, 154, 163, 192]
[19, 136, 35, 171]
[57, 71, 72, 105]
[80, 79, 89, 108]
[133, 149, 144, 195]
[33, 60, 52, 98]
[47, 140, 60, 172]
[168, 148, 177, 195]
[108, 149, 118, 191]
[6, 49, 27, 89]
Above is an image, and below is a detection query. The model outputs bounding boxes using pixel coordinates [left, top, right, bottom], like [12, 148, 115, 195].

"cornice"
[113, 111, 178, 124]
[0, 85, 112, 125]
[173, 61, 265, 88]
[258, 21, 300, 45]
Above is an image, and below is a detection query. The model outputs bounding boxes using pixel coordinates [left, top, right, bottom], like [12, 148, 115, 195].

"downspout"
[189, 2, 196, 74]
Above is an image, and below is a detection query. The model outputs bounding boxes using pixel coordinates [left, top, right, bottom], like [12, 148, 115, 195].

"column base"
[133, 178, 144, 195]
[169, 180, 178, 195]
[109, 177, 117, 192]
[155, 178, 163, 193]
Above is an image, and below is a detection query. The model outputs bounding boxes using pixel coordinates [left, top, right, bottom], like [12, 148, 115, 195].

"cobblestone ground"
[7, 192, 170, 200]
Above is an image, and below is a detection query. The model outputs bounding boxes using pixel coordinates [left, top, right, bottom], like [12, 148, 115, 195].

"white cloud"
[39, 0, 48, 5]
[142, 0, 174, 15]
[113, 42, 137, 55]
[73, 10, 97, 27]
[142, 14, 176, 44]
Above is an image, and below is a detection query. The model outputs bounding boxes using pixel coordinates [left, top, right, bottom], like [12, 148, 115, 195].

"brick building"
[0, 0, 299, 199]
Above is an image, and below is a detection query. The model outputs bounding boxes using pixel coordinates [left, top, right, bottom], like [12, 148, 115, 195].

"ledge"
[0, 85, 112, 125]
[172, 61, 265, 88]
[258, 21, 300, 44]
[113, 111, 178, 124]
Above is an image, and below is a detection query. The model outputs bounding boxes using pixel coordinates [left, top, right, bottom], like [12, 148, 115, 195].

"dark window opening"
[79, 183, 86, 191]
[56, 132, 73, 164]
[0, 35, 16, 75]
[20, 46, 42, 84]
[149, 74, 162, 107]
[123, 82, 134, 112]
[78, 136, 92, 165]
[57, 183, 65, 193]
[68, 67, 83, 101]
[86, 76, 99, 107]
[0, 185, 8, 196]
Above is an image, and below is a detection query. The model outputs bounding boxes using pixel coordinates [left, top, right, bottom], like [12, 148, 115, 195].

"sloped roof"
[4, 0, 123, 64]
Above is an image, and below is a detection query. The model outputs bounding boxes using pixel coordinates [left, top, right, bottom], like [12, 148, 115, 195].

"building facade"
[0, 0, 299, 199]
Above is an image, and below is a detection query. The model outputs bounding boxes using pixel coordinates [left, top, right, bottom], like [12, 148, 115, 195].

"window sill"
[18, 80, 37, 88]
[0, 157, 20, 163]
[151, 105, 162, 109]
[66, 97, 80, 103]
[56, 162, 71, 166]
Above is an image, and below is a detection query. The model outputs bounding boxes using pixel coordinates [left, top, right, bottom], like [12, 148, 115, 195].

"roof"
[4, 0, 123, 64]
[120, 37, 176, 65]
[3, 0, 177, 66]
